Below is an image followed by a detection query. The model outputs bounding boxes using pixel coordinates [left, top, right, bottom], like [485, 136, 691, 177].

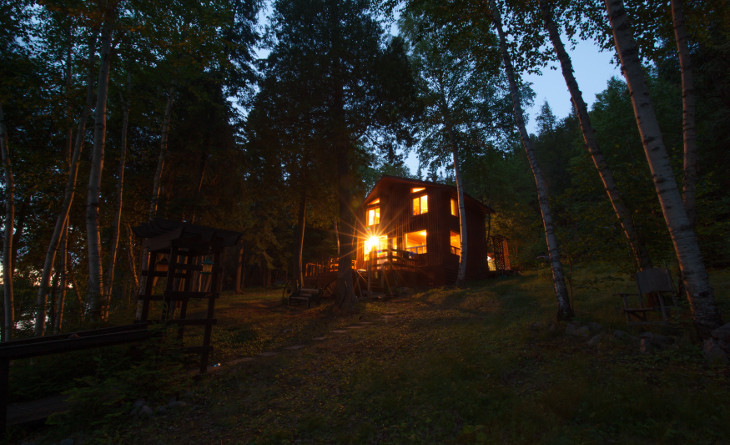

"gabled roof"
[363, 175, 494, 214]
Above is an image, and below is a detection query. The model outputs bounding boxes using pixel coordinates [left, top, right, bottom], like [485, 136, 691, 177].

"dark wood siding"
[356, 177, 490, 285]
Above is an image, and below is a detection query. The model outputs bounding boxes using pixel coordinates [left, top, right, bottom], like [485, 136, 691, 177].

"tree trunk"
[190, 147, 208, 224]
[1, 104, 15, 342]
[149, 90, 174, 219]
[605, 0, 723, 338]
[671, 0, 697, 227]
[443, 115, 468, 287]
[335, 138, 355, 311]
[493, 3, 573, 321]
[125, 223, 139, 290]
[35, 29, 99, 336]
[235, 244, 244, 294]
[102, 77, 130, 318]
[296, 189, 306, 287]
[85, 10, 116, 320]
[54, 222, 69, 334]
[539, 0, 651, 271]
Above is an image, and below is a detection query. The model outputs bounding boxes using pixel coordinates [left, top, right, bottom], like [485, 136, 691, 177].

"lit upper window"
[367, 207, 380, 226]
[411, 187, 425, 193]
[412, 194, 428, 215]
[451, 198, 458, 216]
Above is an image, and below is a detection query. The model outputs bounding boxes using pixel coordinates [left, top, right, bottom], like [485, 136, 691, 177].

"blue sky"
[405, 36, 622, 176]
[524, 38, 621, 134]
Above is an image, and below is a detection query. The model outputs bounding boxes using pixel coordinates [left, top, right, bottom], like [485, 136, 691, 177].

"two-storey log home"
[355, 176, 493, 286]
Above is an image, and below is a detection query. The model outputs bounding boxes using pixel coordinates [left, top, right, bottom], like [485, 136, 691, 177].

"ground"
[9, 268, 730, 444]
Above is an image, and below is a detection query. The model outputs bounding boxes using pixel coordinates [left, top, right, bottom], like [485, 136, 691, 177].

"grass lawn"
[14, 267, 730, 444]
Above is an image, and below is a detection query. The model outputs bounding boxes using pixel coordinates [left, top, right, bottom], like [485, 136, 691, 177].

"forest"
[1, 0, 729, 352]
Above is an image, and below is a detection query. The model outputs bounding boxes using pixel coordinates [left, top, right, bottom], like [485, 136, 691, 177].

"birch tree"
[492, 1, 573, 320]
[85, 4, 117, 319]
[400, 7, 504, 286]
[604, 0, 723, 339]
[537, 0, 651, 271]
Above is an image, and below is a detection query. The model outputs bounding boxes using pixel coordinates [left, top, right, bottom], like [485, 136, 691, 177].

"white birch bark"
[538, 0, 651, 270]
[35, 30, 99, 336]
[605, 0, 723, 338]
[85, 12, 115, 318]
[103, 78, 130, 317]
[492, 2, 573, 320]
[670, 0, 697, 227]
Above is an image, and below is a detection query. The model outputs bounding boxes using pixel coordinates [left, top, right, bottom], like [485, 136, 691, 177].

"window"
[405, 230, 427, 254]
[450, 231, 461, 255]
[451, 198, 458, 216]
[364, 235, 388, 261]
[412, 194, 428, 215]
[411, 187, 425, 193]
[367, 207, 380, 226]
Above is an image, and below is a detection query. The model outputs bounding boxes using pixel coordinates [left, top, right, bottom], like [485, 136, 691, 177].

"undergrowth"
[6, 270, 730, 444]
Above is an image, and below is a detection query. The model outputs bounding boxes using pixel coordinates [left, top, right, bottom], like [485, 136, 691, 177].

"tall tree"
[400, 6, 504, 286]
[85, 3, 117, 319]
[260, 0, 417, 310]
[537, 0, 651, 271]
[670, 0, 697, 227]
[34, 25, 100, 336]
[604, 0, 723, 339]
[0, 104, 15, 341]
[492, 1, 573, 320]
[102, 74, 131, 316]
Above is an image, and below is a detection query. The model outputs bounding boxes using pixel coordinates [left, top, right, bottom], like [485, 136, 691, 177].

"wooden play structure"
[134, 219, 241, 373]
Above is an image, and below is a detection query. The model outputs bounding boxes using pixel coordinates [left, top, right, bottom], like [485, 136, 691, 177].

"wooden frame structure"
[134, 219, 241, 373]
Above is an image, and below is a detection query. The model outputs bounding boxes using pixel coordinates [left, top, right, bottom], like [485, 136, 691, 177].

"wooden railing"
[365, 248, 424, 271]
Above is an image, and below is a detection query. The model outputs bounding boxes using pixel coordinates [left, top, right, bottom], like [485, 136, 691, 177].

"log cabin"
[355, 175, 494, 287]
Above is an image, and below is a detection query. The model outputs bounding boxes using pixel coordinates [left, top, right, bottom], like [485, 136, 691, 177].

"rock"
[703, 338, 729, 365]
[140, 405, 154, 416]
[566, 323, 590, 338]
[587, 322, 603, 334]
[529, 321, 545, 332]
[58, 439, 74, 445]
[587, 333, 604, 347]
[155, 406, 167, 415]
[613, 330, 638, 342]
[168, 400, 187, 409]
[711, 322, 730, 353]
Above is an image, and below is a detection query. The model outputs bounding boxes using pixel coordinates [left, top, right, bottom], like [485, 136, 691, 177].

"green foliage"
[44, 332, 191, 438]
[19, 271, 724, 443]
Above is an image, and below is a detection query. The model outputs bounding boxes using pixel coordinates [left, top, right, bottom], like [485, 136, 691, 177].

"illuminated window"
[404, 230, 427, 254]
[450, 231, 461, 255]
[451, 198, 458, 216]
[367, 207, 380, 226]
[411, 187, 425, 193]
[412, 194, 428, 215]
[364, 235, 388, 260]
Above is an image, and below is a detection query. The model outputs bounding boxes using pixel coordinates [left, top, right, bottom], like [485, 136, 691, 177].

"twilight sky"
[524, 38, 622, 134]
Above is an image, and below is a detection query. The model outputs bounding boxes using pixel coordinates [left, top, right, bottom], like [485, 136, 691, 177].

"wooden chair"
[618, 268, 679, 325]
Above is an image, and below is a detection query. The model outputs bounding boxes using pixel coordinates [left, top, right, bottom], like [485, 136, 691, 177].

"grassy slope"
[31, 268, 730, 444]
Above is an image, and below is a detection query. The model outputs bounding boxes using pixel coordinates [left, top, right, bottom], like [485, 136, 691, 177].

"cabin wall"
[356, 179, 488, 286]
